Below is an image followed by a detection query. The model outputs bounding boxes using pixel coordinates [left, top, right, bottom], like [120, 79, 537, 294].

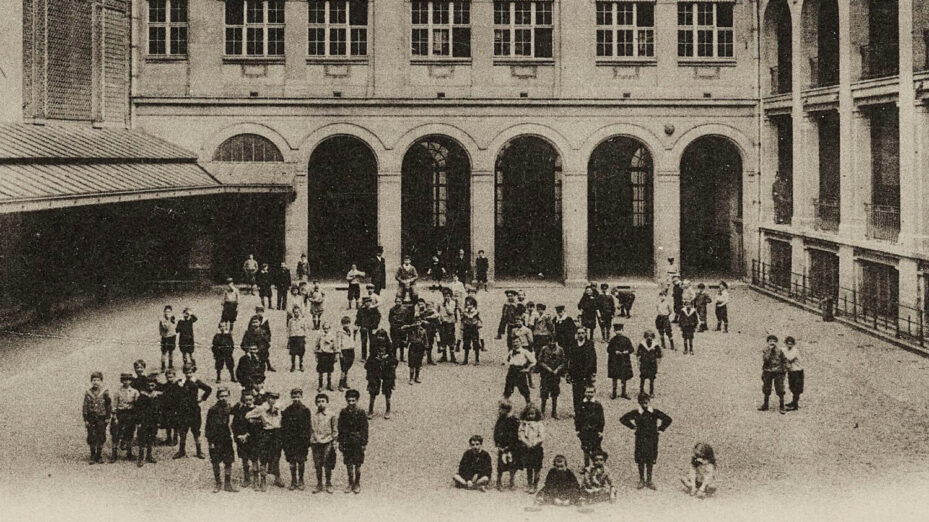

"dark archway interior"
[494, 136, 563, 279]
[679, 136, 743, 276]
[401, 136, 471, 270]
[588, 137, 654, 277]
[308, 137, 379, 278]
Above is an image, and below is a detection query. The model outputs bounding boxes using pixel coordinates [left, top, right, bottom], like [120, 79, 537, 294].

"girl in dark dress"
[636, 330, 662, 397]
[607, 323, 635, 400]
[619, 393, 672, 490]
[493, 400, 520, 490]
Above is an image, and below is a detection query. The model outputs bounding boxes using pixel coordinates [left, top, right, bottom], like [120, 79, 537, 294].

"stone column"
[653, 169, 680, 282]
[284, 167, 308, 266]
[470, 0, 494, 97]
[760, 119, 779, 226]
[283, 0, 306, 96]
[838, 244, 856, 292]
[898, 258, 920, 309]
[561, 170, 588, 285]
[188, 0, 223, 96]
[841, 110, 870, 239]
[471, 169, 496, 284]
[897, 0, 916, 248]
[837, 0, 858, 239]
[916, 107, 929, 251]
[378, 171, 402, 280]
[797, 114, 821, 230]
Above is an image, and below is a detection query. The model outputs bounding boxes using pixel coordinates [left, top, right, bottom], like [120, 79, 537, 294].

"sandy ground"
[2, 284, 929, 522]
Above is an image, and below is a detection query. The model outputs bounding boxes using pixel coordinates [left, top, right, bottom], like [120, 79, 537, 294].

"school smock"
[619, 406, 672, 464]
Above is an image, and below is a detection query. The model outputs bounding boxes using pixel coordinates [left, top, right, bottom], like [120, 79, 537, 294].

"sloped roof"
[0, 123, 198, 161]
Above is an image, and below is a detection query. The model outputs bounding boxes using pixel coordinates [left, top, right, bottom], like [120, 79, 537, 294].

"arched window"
[213, 134, 283, 162]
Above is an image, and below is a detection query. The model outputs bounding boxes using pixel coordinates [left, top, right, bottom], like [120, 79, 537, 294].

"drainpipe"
[754, 0, 764, 279]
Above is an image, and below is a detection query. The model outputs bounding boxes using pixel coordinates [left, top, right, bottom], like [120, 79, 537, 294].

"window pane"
[596, 29, 612, 57]
[349, 0, 368, 25]
[678, 30, 693, 57]
[350, 28, 367, 55]
[246, 0, 263, 23]
[226, 27, 242, 55]
[697, 29, 713, 56]
[494, 29, 510, 55]
[718, 28, 733, 57]
[617, 29, 633, 56]
[330, 27, 346, 55]
[267, 0, 284, 23]
[433, 28, 450, 56]
[170, 26, 188, 54]
[412, 28, 428, 55]
[638, 29, 654, 56]
[309, 0, 325, 23]
[617, 3, 633, 25]
[534, 27, 552, 57]
[149, 27, 166, 54]
[170, 0, 187, 23]
[452, 27, 471, 57]
[308, 28, 325, 54]
[246, 27, 263, 55]
[331, 1, 346, 24]
[268, 27, 284, 55]
[412, 1, 428, 24]
[677, 3, 691, 25]
[717, 3, 733, 27]
[514, 2, 531, 24]
[433, 2, 449, 24]
[515, 28, 531, 55]
[536, 2, 552, 25]
[150, 0, 166, 23]
[454, 2, 470, 24]
[696, 2, 713, 25]
[595, 2, 611, 26]
[637, 3, 653, 26]
[494, 1, 509, 24]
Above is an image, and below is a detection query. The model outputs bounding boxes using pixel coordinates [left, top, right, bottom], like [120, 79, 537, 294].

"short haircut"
[785, 336, 796, 344]
[133, 359, 146, 368]
[469, 435, 484, 445]
[766, 334, 778, 342]
[90, 371, 103, 380]
[216, 387, 230, 397]
[497, 399, 512, 412]
[553, 454, 567, 465]
[315, 393, 329, 402]
[637, 392, 650, 403]
[163, 305, 172, 311]
[345, 389, 360, 400]
[341, 316, 352, 324]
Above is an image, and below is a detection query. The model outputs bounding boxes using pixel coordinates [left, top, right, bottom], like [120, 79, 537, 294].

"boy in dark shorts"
[355, 296, 381, 362]
[82, 371, 111, 464]
[205, 387, 239, 493]
[365, 335, 399, 419]
[537, 339, 565, 419]
[315, 322, 337, 391]
[388, 297, 410, 362]
[176, 307, 198, 367]
[535, 455, 581, 506]
[221, 278, 240, 331]
[211, 322, 236, 383]
[231, 391, 259, 488]
[474, 250, 489, 291]
[338, 389, 369, 494]
[619, 392, 673, 490]
[135, 374, 161, 467]
[575, 385, 604, 468]
[596, 283, 616, 341]
[310, 393, 338, 493]
[493, 400, 519, 489]
[282, 388, 312, 490]
[403, 319, 428, 385]
[159, 306, 177, 371]
[174, 364, 212, 459]
[678, 301, 699, 355]
[246, 390, 285, 491]
[453, 435, 492, 491]
[111, 372, 139, 462]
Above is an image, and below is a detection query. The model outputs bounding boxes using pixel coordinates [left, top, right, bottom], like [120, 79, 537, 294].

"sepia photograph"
[1, 0, 929, 520]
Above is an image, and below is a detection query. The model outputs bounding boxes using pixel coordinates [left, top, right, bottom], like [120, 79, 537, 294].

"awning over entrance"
[0, 124, 292, 213]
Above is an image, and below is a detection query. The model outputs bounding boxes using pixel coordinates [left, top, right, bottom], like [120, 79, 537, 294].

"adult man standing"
[566, 328, 597, 413]
[759, 335, 787, 414]
[275, 262, 292, 311]
[370, 246, 387, 295]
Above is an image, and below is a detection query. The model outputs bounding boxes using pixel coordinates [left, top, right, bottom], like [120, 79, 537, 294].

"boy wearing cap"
[355, 296, 381, 362]
[395, 255, 419, 303]
[159, 305, 177, 372]
[173, 364, 212, 459]
[82, 372, 112, 464]
[760, 335, 787, 414]
[497, 290, 521, 349]
[553, 306, 577, 352]
[403, 319, 428, 384]
[246, 390, 285, 491]
[176, 307, 198, 368]
[211, 322, 237, 383]
[110, 372, 140, 461]
[596, 284, 616, 341]
[308, 280, 326, 330]
[364, 284, 381, 308]
[134, 374, 161, 467]
[287, 305, 310, 372]
[460, 296, 483, 365]
[338, 389, 369, 494]
[231, 391, 260, 488]
[365, 338, 399, 419]
[310, 393, 338, 493]
[784, 336, 803, 411]
[205, 387, 239, 493]
[282, 388, 312, 490]
[607, 323, 635, 400]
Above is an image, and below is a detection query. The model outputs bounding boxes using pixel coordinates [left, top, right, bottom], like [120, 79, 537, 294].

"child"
[355, 296, 381, 362]
[693, 283, 713, 332]
[282, 388, 312, 490]
[497, 290, 521, 349]
[474, 250, 489, 292]
[518, 403, 545, 493]
[681, 442, 717, 498]
[418, 299, 440, 365]
[395, 255, 420, 303]
[287, 305, 309, 372]
[403, 319, 428, 384]
[715, 281, 730, 332]
[82, 371, 111, 464]
[436, 289, 459, 363]
[655, 290, 675, 350]
[784, 336, 803, 410]
[221, 278, 240, 331]
[536, 338, 564, 419]
[532, 304, 554, 357]
[257, 264, 273, 310]
[503, 337, 535, 405]
[577, 286, 599, 340]
[297, 253, 310, 282]
[159, 305, 177, 371]
[243, 254, 258, 295]
[607, 323, 635, 400]
[581, 451, 617, 504]
[289, 285, 303, 316]
[616, 286, 636, 318]
[246, 390, 285, 491]
[460, 296, 482, 365]
[251, 306, 275, 372]
[364, 283, 381, 309]
[159, 368, 180, 446]
[336, 316, 357, 391]
[231, 391, 260, 488]
[314, 322, 337, 391]
[275, 262, 292, 311]
[566, 328, 597, 412]
[310, 393, 339, 494]
[346, 263, 366, 309]
[308, 280, 326, 330]
[453, 435, 492, 492]
[535, 455, 581, 506]
[111, 372, 139, 462]
[174, 363, 212, 459]
[205, 387, 239, 493]
[338, 389, 370, 494]
[671, 278, 684, 323]
[574, 385, 604, 468]
[364, 333, 398, 419]
[619, 392, 673, 490]
[130, 359, 149, 392]
[388, 296, 410, 362]
[637, 330, 662, 397]
[134, 374, 160, 467]
[236, 344, 264, 391]
[426, 255, 446, 287]
[553, 305, 578, 351]
[211, 322, 236, 383]
[493, 400, 520, 490]
[596, 283, 616, 341]
[760, 334, 787, 414]
[678, 301, 699, 355]
[176, 307, 198, 367]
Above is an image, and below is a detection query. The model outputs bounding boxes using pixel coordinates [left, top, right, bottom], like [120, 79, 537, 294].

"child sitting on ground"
[581, 451, 617, 504]
[535, 455, 581, 506]
[453, 435, 492, 492]
[681, 442, 717, 498]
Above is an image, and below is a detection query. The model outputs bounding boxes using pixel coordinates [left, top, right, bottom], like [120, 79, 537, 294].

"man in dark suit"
[566, 328, 597, 413]
[275, 262, 292, 311]
[452, 249, 471, 283]
[370, 246, 387, 295]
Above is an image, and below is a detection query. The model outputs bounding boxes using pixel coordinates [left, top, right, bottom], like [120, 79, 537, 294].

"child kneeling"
[581, 451, 617, 504]
[453, 435, 492, 492]
[680, 442, 717, 498]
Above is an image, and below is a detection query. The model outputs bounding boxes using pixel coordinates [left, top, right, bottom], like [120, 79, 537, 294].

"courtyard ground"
[1, 283, 929, 521]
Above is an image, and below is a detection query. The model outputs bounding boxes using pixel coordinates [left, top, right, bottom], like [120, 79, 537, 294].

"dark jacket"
[241, 327, 270, 352]
[619, 407, 673, 464]
[355, 306, 382, 330]
[458, 449, 492, 479]
[275, 266, 292, 290]
[452, 256, 471, 282]
[235, 354, 264, 386]
[567, 339, 597, 382]
[493, 414, 519, 450]
[364, 352, 398, 383]
[205, 402, 233, 443]
[539, 468, 581, 503]
[177, 379, 212, 415]
[256, 270, 273, 291]
[212, 333, 235, 359]
[337, 407, 369, 447]
[679, 308, 699, 333]
[370, 256, 387, 290]
[554, 315, 578, 350]
[474, 257, 489, 279]
[281, 401, 312, 452]
[596, 294, 615, 317]
[175, 315, 198, 344]
[574, 398, 605, 434]
[498, 302, 521, 336]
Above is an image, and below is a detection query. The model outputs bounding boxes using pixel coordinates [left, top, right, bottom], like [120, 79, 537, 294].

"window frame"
[595, 1, 655, 62]
[410, 1, 472, 62]
[676, 1, 735, 62]
[492, 0, 555, 62]
[147, 0, 189, 58]
[224, 0, 286, 60]
[307, 0, 370, 60]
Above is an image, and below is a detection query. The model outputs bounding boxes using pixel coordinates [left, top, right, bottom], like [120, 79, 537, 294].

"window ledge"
[223, 56, 286, 65]
[493, 58, 555, 66]
[410, 57, 472, 66]
[596, 58, 657, 67]
[144, 55, 188, 63]
[305, 57, 369, 65]
[677, 58, 737, 67]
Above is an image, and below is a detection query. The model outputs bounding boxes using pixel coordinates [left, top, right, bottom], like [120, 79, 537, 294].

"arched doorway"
[679, 136, 743, 276]
[763, 0, 792, 95]
[587, 137, 653, 277]
[401, 136, 471, 270]
[307, 136, 378, 278]
[494, 136, 563, 279]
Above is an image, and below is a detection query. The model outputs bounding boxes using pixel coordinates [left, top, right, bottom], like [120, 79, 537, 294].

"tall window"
[411, 1, 471, 58]
[595, 2, 654, 58]
[630, 147, 649, 227]
[677, 2, 734, 58]
[148, 0, 188, 56]
[493, 1, 553, 59]
[308, 0, 368, 57]
[225, 0, 285, 57]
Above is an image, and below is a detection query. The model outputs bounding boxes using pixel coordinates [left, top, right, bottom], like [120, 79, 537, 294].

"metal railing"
[809, 56, 839, 88]
[751, 260, 927, 348]
[769, 65, 791, 95]
[865, 203, 900, 242]
[812, 197, 840, 232]
[859, 43, 900, 80]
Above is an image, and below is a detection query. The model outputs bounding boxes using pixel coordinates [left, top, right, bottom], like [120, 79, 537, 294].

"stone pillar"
[742, 169, 760, 276]
[790, 236, 807, 282]
[653, 169, 680, 281]
[837, 0, 858, 238]
[798, 114, 821, 230]
[283, 0, 306, 96]
[842, 110, 870, 239]
[471, 169, 496, 284]
[838, 244, 856, 292]
[916, 107, 929, 251]
[378, 171, 402, 280]
[284, 168, 308, 267]
[897, 0, 917, 248]
[899, 258, 920, 309]
[188, 0, 223, 96]
[470, 0, 494, 97]
[760, 118, 779, 226]
[562, 170, 588, 285]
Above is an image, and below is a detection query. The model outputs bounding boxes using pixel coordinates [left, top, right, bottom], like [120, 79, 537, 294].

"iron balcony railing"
[812, 197, 840, 232]
[865, 203, 900, 242]
[859, 43, 900, 80]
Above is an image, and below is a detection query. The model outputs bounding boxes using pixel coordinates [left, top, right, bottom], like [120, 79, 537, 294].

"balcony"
[812, 197, 840, 232]
[860, 43, 899, 80]
[809, 56, 839, 89]
[865, 203, 900, 242]
[769, 66, 791, 95]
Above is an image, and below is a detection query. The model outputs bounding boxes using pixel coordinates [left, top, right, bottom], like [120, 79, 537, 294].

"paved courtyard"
[2, 283, 929, 521]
